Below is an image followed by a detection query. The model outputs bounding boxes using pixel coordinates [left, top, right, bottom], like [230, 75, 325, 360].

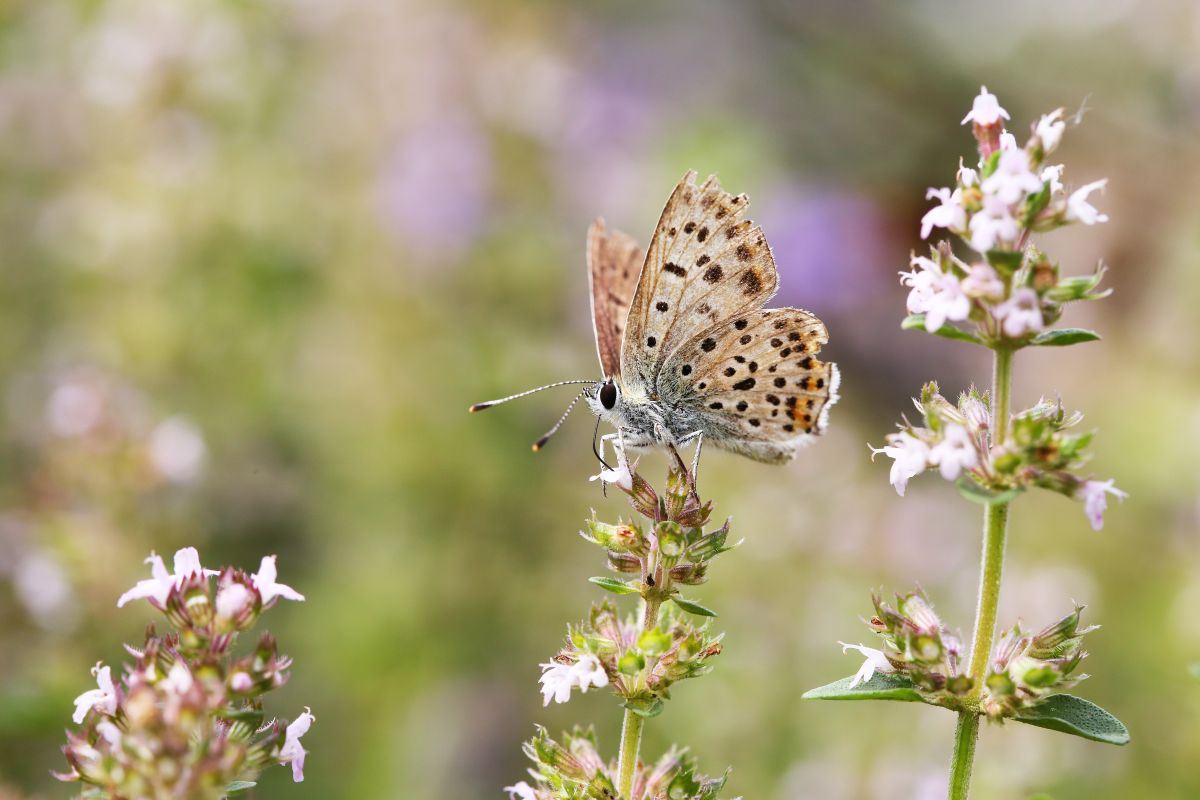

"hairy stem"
[618, 595, 661, 799]
[948, 345, 1013, 800]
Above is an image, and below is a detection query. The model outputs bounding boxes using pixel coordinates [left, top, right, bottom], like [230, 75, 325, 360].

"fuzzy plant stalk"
[804, 86, 1130, 800]
[504, 456, 738, 800]
[57, 547, 313, 799]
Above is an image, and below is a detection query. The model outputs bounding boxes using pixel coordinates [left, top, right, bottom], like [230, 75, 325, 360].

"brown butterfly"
[472, 170, 839, 469]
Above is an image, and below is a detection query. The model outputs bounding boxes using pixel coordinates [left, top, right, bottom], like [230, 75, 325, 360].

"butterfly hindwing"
[587, 219, 644, 379]
[658, 307, 839, 462]
[620, 171, 779, 391]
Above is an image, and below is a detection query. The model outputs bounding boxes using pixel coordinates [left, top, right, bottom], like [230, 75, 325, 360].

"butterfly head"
[584, 377, 621, 420]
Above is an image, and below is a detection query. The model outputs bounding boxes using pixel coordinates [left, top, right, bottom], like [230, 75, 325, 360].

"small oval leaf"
[956, 480, 1022, 506]
[801, 673, 925, 703]
[588, 576, 640, 595]
[225, 782, 257, 794]
[671, 596, 717, 617]
[1030, 328, 1101, 347]
[1013, 694, 1130, 745]
[901, 314, 985, 345]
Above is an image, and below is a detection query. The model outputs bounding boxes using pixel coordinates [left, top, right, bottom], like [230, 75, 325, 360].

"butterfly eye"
[599, 381, 618, 410]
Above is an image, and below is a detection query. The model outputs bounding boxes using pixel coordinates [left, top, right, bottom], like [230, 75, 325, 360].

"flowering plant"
[504, 462, 739, 800]
[805, 87, 1129, 799]
[57, 547, 314, 798]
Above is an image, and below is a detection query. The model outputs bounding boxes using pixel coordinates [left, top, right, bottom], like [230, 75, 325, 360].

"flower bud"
[669, 562, 708, 585]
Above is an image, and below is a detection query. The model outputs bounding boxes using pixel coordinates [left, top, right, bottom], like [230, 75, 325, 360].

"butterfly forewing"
[620, 171, 779, 391]
[659, 306, 839, 462]
[587, 219, 644, 379]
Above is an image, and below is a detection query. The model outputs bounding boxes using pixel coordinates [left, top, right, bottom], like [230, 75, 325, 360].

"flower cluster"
[505, 727, 728, 800]
[906, 86, 1111, 345]
[507, 460, 737, 799]
[840, 590, 1096, 720]
[58, 547, 313, 797]
[872, 383, 1125, 530]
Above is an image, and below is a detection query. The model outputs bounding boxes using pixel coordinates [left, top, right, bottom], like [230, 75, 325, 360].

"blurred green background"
[1, 0, 1198, 798]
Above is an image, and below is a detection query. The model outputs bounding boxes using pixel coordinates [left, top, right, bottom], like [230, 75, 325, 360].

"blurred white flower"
[1079, 479, 1127, 531]
[504, 782, 537, 800]
[1066, 179, 1109, 225]
[251, 556, 305, 605]
[96, 720, 123, 747]
[961, 264, 1004, 301]
[998, 131, 1018, 151]
[230, 671, 253, 692]
[47, 379, 104, 437]
[900, 256, 969, 333]
[165, 661, 193, 694]
[73, 663, 118, 724]
[117, 547, 218, 608]
[279, 708, 314, 782]
[216, 582, 253, 619]
[957, 159, 978, 188]
[870, 432, 931, 497]
[1041, 164, 1065, 196]
[1035, 108, 1066, 154]
[993, 288, 1044, 338]
[929, 424, 977, 481]
[538, 654, 609, 706]
[920, 187, 966, 239]
[961, 86, 1009, 126]
[968, 196, 1020, 253]
[838, 642, 895, 688]
[981, 148, 1043, 205]
[14, 550, 76, 631]
[148, 416, 206, 483]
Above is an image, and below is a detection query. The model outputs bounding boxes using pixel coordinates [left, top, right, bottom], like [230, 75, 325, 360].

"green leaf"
[981, 149, 1002, 179]
[901, 314, 984, 345]
[801, 672, 925, 702]
[1030, 328, 1101, 347]
[588, 576, 640, 595]
[956, 479, 1022, 506]
[1013, 694, 1130, 745]
[985, 248, 1024, 275]
[623, 696, 664, 718]
[671, 596, 717, 617]
[225, 782, 257, 795]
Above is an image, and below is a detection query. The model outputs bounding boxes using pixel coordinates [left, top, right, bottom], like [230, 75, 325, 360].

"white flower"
[73, 663, 118, 724]
[148, 416, 206, 483]
[838, 642, 895, 688]
[230, 671, 253, 692]
[957, 159, 978, 188]
[216, 582, 253, 619]
[251, 556, 305, 605]
[164, 661, 193, 694]
[1066, 179, 1109, 225]
[993, 288, 1044, 338]
[96, 720, 123, 747]
[1035, 108, 1066, 154]
[870, 431, 931, 497]
[279, 707, 315, 782]
[590, 461, 632, 491]
[981, 148, 1043, 205]
[504, 782, 538, 800]
[961, 86, 1009, 126]
[538, 654, 609, 706]
[1079, 479, 1127, 531]
[117, 547, 218, 608]
[961, 264, 1004, 301]
[1041, 164, 1065, 196]
[998, 131, 1018, 151]
[928, 424, 978, 481]
[968, 195, 1020, 253]
[920, 187, 966, 239]
[900, 256, 970, 333]
[960, 396, 990, 433]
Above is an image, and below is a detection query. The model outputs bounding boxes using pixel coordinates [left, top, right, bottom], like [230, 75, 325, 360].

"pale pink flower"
[968, 195, 1020, 253]
[73, 663, 118, 724]
[1035, 108, 1066, 154]
[961, 264, 1004, 301]
[230, 671, 253, 692]
[1066, 179, 1109, 225]
[251, 556, 305, 605]
[504, 782, 537, 800]
[920, 187, 966, 239]
[957, 159, 978, 188]
[216, 582, 254, 619]
[982, 148, 1043, 205]
[900, 256, 969, 333]
[994, 288, 1044, 338]
[870, 431, 931, 497]
[929, 424, 978, 481]
[117, 547, 218, 608]
[961, 86, 1010, 126]
[1079, 479, 1127, 531]
[279, 708, 315, 782]
[839, 642, 895, 688]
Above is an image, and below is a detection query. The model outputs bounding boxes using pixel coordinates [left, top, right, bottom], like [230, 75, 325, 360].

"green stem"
[947, 346, 1013, 800]
[617, 595, 661, 799]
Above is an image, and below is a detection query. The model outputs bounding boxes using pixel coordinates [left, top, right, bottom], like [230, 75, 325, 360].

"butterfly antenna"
[468, 380, 595, 413]
[531, 389, 588, 452]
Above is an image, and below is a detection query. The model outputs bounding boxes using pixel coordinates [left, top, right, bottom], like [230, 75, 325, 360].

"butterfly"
[471, 170, 839, 469]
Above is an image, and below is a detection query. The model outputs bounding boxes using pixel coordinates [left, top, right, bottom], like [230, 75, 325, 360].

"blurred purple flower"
[375, 116, 492, 259]
[756, 185, 889, 311]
